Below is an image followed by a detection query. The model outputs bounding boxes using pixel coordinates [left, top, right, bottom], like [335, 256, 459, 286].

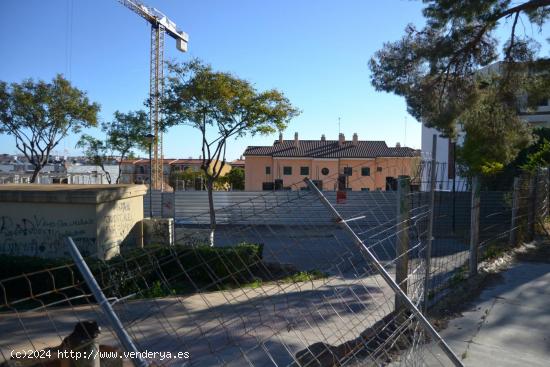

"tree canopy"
[221, 167, 245, 190]
[163, 59, 300, 242]
[76, 110, 149, 183]
[370, 0, 549, 134]
[370, 0, 550, 175]
[0, 75, 99, 182]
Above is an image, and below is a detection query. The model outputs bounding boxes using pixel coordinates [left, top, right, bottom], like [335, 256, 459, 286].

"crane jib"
[118, 0, 189, 45]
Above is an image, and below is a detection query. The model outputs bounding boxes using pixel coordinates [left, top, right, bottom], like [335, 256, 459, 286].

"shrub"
[0, 243, 263, 309]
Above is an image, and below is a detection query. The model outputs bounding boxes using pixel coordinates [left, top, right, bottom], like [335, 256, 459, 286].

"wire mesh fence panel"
[2, 159, 549, 367]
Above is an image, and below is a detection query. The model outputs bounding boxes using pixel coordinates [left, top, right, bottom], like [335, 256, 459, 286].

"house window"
[138, 166, 145, 174]
[361, 187, 370, 191]
[377, 167, 383, 172]
[283, 166, 292, 175]
[300, 166, 309, 175]
[312, 180, 323, 190]
[361, 167, 370, 176]
[343, 167, 352, 176]
[265, 166, 271, 175]
[321, 167, 330, 175]
[262, 182, 274, 190]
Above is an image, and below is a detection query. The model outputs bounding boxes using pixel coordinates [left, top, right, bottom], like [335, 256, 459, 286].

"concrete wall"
[175, 190, 397, 226]
[142, 218, 174, 246]
[0, 185, 147, 259]
[96, 196, 145, 258]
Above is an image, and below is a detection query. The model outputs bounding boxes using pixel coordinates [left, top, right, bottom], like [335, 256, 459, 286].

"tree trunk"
[115, 163, 123, 184]
[99, 163, 112, 184]
[207, 179, 216, 247]
[30, 166, 42, 183]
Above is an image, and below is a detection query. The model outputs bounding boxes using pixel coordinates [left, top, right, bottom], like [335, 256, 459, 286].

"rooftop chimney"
[352, 133, 358, 145]
[321, 134, 326, 141]
[294, 132, 300, 148]
[278, 132, 283, 144]
[396, 142, 401, 148]
[338, 133, 345, 146]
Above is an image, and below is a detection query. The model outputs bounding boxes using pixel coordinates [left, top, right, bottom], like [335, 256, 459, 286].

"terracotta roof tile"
[243, 140, 419, 158]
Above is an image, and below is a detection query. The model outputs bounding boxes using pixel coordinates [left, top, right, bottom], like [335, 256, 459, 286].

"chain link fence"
[1, 158, 548, 366]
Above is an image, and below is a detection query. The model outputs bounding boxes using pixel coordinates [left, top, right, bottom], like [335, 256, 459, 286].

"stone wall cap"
[0, 184, 148, 204]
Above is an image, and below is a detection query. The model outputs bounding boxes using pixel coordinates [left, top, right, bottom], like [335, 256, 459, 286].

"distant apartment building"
[243, 133, 420, 191]
[0, 155, 108, 184]
[230, 158, 245, 169]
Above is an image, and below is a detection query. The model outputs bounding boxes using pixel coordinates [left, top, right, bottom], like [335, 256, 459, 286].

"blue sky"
[0, 1, 547, 160]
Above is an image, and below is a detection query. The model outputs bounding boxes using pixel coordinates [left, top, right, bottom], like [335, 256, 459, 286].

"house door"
[385, 177, 397, 191]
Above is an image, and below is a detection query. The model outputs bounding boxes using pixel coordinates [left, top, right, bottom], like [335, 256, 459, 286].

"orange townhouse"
[243, 133, 420, 191]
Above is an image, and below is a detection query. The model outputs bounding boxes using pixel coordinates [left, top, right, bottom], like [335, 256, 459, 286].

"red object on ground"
[336, 190, 347, 204]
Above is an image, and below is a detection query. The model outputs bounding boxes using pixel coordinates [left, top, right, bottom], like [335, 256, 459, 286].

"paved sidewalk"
[1, 274, 395, 366]
[428, 261, 550, 366]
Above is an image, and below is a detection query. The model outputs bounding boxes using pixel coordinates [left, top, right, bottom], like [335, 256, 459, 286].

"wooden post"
[469, 176, 480, 277]
[509, 177, 520, 246]
[395, 175, 410, 313]
[423, 134, 437, 312]
[528, 173, 537, 241]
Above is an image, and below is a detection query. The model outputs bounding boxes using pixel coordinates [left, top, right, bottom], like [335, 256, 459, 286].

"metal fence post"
[65, 237, 148, 367]
[469, 176, 480, 277]
[396, 175, 410, 313]
[423, 134, 437, 312]
[528, 173, 537, 241]
[509, 177, 520, 246]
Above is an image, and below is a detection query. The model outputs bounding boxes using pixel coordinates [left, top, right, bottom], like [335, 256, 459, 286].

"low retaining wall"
[0, 184, 147, 259]
[143, 218, 174, 247]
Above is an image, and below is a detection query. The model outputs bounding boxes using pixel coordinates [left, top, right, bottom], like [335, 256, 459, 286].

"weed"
[281, 270, 327, 283]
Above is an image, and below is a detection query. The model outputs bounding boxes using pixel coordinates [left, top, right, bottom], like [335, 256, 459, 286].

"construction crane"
[117, 0, 188, 191]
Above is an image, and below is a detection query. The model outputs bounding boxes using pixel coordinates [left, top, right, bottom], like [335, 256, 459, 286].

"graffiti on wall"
[0, 215, 95, 257]
[97, 200, 141, 256]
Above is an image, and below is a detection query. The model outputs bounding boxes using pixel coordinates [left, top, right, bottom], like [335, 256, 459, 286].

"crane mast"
[117, 0, 188, 191]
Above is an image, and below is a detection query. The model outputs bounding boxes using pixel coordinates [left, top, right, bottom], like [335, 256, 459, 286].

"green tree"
[169, 167, 205, 190]
[163, 59, 300, 245]
[475, 127, 550, 189]
[77, 135, 112, 182]
[170, 166, 230, 191]
[369, 0, 550, 168]
[457, 79, 534, 176]
[76, 110, 148, 184]
[220, 167, 245, 190]
[521, 138, 550, 171]
[0, 75, 99, 182]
